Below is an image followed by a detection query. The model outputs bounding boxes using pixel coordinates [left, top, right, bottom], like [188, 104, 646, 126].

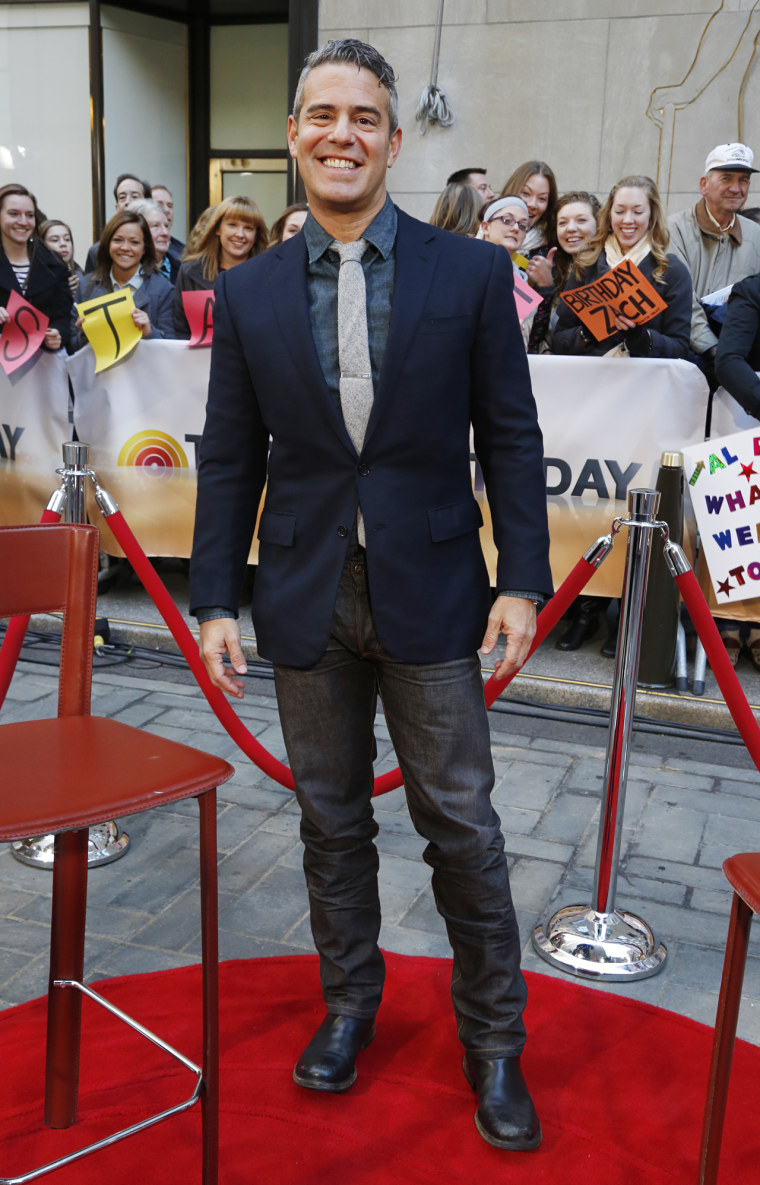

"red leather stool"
[0, 524, 234, 1182]
[698, 851, 760, 1184]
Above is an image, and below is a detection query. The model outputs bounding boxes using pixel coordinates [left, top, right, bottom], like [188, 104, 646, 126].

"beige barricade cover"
[3, 345, 710, 599]
[0, 349, 71, 525]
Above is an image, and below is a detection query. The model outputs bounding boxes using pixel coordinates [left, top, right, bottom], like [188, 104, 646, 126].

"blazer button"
[358, 462, 371, 476]
[337, 525, 348, 537]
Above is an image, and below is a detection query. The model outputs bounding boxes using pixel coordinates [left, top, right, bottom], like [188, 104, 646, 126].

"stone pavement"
[2, 623, 760, 1045]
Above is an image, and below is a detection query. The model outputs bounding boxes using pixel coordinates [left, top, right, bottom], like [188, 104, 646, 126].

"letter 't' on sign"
[77, 288, 142, 372]
[0, 290, 50, 376]
[182, 289, 215, 347]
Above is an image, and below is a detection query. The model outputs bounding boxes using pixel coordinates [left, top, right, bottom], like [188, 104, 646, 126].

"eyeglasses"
[489, 215, 529, 233]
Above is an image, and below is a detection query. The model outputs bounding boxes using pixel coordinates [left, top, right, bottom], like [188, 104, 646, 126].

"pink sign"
[512, 272, 544, 324]
[182, 289, 215, 348]
[0, 290, 49, 376]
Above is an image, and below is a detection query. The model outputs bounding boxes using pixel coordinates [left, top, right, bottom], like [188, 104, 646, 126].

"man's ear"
[387, 127, 402, 170]
[287, 114, 298, 161]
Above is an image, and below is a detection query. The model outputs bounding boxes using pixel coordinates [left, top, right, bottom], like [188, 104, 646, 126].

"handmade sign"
[683, 427, 760, 604]
[559, 258, 668, 341]
[182, 289, 215, 347]
[0, 290, 49, 376]
[77, 288, 142, 373]
[513, 272, 543, 323]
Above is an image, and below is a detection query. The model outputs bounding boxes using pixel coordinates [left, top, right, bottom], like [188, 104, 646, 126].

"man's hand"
[199, 617, 247, 699]
[480, 595, 537, 681]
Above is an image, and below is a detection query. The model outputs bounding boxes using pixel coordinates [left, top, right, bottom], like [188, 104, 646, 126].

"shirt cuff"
[497, 590, 545, 607]
[194, 606, 238, 623]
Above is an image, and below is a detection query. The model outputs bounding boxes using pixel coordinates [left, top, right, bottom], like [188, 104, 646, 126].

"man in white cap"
[668, 142, 760, 364]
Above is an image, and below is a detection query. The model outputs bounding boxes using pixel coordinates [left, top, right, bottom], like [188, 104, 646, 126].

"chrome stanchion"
[12, 442, 130, 870]
[533, 489, 668, 980]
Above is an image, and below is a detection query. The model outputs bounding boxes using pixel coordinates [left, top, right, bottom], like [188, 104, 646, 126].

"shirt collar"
[110, 266, 144, 292]
[695, 198, 743, 244]
[304, 193, 398, 264]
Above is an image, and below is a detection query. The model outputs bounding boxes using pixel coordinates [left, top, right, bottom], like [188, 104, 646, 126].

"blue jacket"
[190, 208, 552, 667]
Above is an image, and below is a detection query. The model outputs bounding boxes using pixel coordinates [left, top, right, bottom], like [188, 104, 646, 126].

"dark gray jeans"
[273, 546, 527, 1057]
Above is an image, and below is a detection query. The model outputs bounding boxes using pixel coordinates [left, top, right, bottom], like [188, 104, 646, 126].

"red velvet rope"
[675, 569, 760, 769]
[484, 556, 598, 710]
[105, 510, 600, 796]
[106, 510, 297, 791]
[0, 508, 62, 711]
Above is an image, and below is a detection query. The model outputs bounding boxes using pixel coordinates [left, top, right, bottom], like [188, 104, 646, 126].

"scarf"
[601, 234, 654, 357]
[603, 232, 652, 269]
[522, 224, 546, 255]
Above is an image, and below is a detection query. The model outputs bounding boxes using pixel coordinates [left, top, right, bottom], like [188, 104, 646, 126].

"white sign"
[683, 426, 760, 604]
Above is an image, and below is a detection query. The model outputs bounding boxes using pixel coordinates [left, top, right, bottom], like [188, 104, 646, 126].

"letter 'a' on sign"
[559, 259, 668, 342]
[182, 289, 215, 347]
[77, 288, 142, 373]
[0, 290, 49, 376]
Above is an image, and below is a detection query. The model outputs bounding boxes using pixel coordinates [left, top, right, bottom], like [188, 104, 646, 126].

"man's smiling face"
[287, 62, 401, 224]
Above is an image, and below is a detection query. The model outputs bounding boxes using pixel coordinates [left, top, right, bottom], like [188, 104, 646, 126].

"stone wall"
[318, 0, 760, 220]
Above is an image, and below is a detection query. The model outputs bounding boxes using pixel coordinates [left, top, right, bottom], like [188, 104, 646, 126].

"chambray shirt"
[303, 194, 397, 405]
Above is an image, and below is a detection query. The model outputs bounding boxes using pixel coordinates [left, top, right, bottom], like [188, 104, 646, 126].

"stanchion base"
[12, 822, 130, 869]
[532, 904, 667, 981]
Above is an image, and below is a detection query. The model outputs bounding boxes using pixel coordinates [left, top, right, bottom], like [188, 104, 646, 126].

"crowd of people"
[2, 141, 760, 663]
[0, 175, 310, 351]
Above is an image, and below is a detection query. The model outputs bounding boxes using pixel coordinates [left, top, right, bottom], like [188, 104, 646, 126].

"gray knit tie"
[333, 238, 373, 545]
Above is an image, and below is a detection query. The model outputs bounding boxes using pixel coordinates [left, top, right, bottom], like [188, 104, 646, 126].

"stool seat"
[723, 852, 760, 915]
[0, 716, 231, 839]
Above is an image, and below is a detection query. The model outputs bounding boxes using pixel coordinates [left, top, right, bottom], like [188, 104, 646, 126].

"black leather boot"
[293, 1013, 376, 1092]
[462, 1054, 542, 1151]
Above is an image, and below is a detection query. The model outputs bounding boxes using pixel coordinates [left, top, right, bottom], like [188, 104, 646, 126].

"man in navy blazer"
[190, 39, 552, 1151]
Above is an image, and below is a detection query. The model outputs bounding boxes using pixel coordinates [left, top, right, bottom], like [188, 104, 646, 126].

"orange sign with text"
[559, 258, 667, 341]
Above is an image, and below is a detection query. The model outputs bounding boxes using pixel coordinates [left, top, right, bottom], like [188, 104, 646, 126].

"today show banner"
[0, 344, 711, 603]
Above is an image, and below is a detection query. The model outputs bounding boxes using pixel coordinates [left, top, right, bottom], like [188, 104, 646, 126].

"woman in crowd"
[174, 195, 268, 338]
[714, 275, 760, 666]
[0, 183, 71, 351]
[529, 190, 601, 355]
[500, 162, 558, 349]
[501, 161, 557, 261]
[552, 176, 692, 656]
[130, 199, 178, 283]
[552, 175, 692, 359]
[477, 195, 533, 346]
[72, 209, 174, 349]
[270, 201, 308, 246]
[39, 218, 83, 299]
[429, 182, 482, 236]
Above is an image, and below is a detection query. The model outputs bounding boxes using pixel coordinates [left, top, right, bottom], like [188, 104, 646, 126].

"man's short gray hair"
[128, 199, 166, 222]
[292, 39, 399, 137]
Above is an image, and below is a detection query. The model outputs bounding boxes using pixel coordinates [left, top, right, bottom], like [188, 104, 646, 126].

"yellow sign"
[77, 288, 142, 373]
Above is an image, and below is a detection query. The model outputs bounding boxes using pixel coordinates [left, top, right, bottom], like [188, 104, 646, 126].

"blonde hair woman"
[174, 196, 268, 337]
[552, 175, 692, 358]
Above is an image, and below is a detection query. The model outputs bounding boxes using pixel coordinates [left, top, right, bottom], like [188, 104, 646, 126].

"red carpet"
[1, 952, 758, 1184]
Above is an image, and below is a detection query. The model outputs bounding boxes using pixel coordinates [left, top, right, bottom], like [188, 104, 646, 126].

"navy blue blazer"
[190, 207, 552, 668]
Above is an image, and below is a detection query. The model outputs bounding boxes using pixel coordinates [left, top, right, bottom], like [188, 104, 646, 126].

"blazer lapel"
[364, 210, 438, 448]
[268, 235, 352, 450]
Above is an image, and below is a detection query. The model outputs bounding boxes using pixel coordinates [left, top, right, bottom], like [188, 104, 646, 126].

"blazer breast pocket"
[416, 314, 474, 336]
[257, 510, 296, 547]
[428, 500, 483, 543]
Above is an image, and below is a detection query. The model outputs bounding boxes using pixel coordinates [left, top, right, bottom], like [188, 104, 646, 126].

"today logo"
[118, 430, 189, 477]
